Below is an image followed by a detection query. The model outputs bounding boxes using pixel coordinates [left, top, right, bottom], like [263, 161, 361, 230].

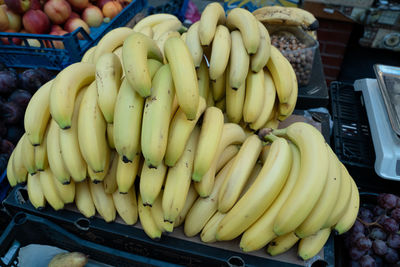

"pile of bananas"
[5, 2, 358, 261]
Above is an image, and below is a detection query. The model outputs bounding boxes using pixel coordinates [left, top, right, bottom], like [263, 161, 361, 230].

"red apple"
[69, 11, 79, 19]
[4, 0, 30, 14]
[30, 0, 41, 10]
[96, 0, 110, 9]
[44, 0, 71, 24]
[51, 24, 62, 32]
[102, 1, 121, 19]
[1, 5, 21, 31]
[1, 29, 22, 45]
[22, 9, 50, 34]
[0, 4, 9, 31]
[65, 17, 90, 39]
[82, 4, 103, 27]
[67, 0, 88, 11]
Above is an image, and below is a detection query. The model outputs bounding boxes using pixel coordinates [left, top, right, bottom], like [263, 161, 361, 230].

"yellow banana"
[141, 65, 175, 168]
[181, 32, 187, 42]
[78, 82, 110, 173]
[162, 127, 200, 223]
[185, 22, 202, 68]
[47, 119, 70, 184]
[113, 78, 143, 163]
[250, 21, 271, 72]
[140, 161, 167, 207]
[138, 193, 162, 240]
[164, 37, 200, 120]
[151, 190, 173, 232]
[34, 128, 49, 171]
[200, 211, 226, 243]
[298, 228, 331, 260]
[40, 168, 64, 210]
[226, 8, 260, 54]
[218, 135, 262, 213]
[267, 232, 299, 256]
[106, 124, 115, 149]
[197, 58, 210, 100]
[267, 46, 292, 104]
[27, 172, 45, 209]
[209, 25, 231, 81]
[170, 94, 179, 121]
[156, 30, 180, 62]
[6, 152, 17, 187]
[75, 179, 96, 218]
[113, 46, 125, 77]
[117, 154, 141, 194]
[216, 145, 239, 173]
[81, 45, 96, 63]
[87, 150, 110, 183]
[139, 25, 153, 38]
[24, 80, 52, 145]
[89, 181, 116, 222]
[278, 59, 298, 121]
[50, 63, 95, 129]
[211, 70, 226, 101]
[229, 30, 249, 90]
[112, 187, 138, 225]
[122, 32, 163, 97]
[53, 177, 75, 204]
[243, 69, 265, 123]
[133, 14, 178, 32]
[13, 137, 28, 184]
[103, 151, 119, 194]
[198, 2, 226, 46]
[174, 185, 198, 227]
[59, 87, 87, 182]
[207, 91, 215, 107]
[192, 107, 224, 181]
[226, 67, 246, 124]
[152, 18, 182, 41]
[96, 53, 122, 123]
[164, 97, 206, 167]
[21, 134, 36, 175]
[295, 145, 341, 238]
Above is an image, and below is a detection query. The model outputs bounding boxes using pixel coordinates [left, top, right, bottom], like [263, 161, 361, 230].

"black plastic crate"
[3, 185, 335, 267]
[330, 81, 375, 169]
[0, 212, 179, 267]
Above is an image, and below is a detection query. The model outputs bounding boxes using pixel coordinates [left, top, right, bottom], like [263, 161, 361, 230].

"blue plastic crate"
[0, 0, 147, 70]
[0, 170, 9, 202]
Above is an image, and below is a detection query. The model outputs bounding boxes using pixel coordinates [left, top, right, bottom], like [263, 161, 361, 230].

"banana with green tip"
[151, 190, 174, 232]
[209, 25, 231, 81]
[117, 154, 141, 194]
[75, 179, 96, 218]
[112, 187, 138, 225]
[96, 53, 122, 123]
[140, 161, 167, 207]
[243, 69, 265, 123]
[250, 21, 271, 73]
[103, 151, 119, 194]
[174, 185, 198, 227]
[229, 30, 249, 90]
[21, 134, 36, 175]
[40, 168, 64, 210]
[50, 62, 95, 129]
[198, 2, 226, 46]
[89, 181, 116, 222]
[53, 177, 75, 204]
[185, 22, 203, 68]
[138, 193, 162, 240]
[298, 228, 331, 260]
[267, 46, 292, 104]
[27, 172, 46, 209]
[267, 232, 300, 256]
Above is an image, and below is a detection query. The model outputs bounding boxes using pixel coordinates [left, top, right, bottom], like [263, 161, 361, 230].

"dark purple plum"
[20, 69, 48, 93]
[352, 220, 365, 233]
[372, 239, 388, 256]
[384, 248, 399, 263]
[359, 255, 376, 267]
[359, 207, 374, 223]
[0, 71, 19, 96]
[378, 194, 397, 210]
[356, 237, 372, 251]
[387, 234, 400, 249]
[369, 228, 387, 240]
[349, 247, 366, 260]
[0, 139, 14, 155]
[0, 101, 23, 125]
[351, 232, 366, 246]
[382, 217, 399, 233]
[8, 89, 31, 109]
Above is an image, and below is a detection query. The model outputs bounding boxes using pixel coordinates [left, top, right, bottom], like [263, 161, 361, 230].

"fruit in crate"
[82, 4, 103, 27]
[44, 0, 72, 25]
[22, 9, 50, 34]
[4, 0, 30, 14]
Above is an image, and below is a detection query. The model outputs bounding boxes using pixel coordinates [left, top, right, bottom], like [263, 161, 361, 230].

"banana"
[211, 70, 226, 101]
[250, 22, 271, 72]
[162, 127, 200, 223]
[103, 151, 119, 194]
[334, 176, 359, 235]
[21, 134, 36, 175]
[207, 92, 215, 107]
[209, 25, 231, 81]
[156, 30, 180, 62]
[6, 152, 17, 187]
[229, 30, 249, 89]
[164, 37, 200, 120]
[174, 185, 198, 227]
[141, 65, 175, 168]
[197, 58, 210, 100]
[170, 94, 179, 121]
[260, 144, 271, 163]
[298, 228, 331, 260]
[267, 232, 299, 256]
[200, 211, 226, 243]
[225, 66, 246, 124]
[107, 124, 115, 149]
[117, 154, 141, 194]
[112, 187, 138, 225]
[323, 164, 352, 228]
[270, 122, 329, 236]
[40, 169, 64, 210]
[194, 123, 246, 197]
[53, 177, 75, 204]
[81, 45, 96, 63]
[113, 78, 143, 163]
[192, 107, 224, 181]
[78, 81, 110, 173]
[215, 98, 226, 112]
[249, 70, 276, 130]
[267, 46, 292, 104]
[34, 129, 49, 171]
[75, 179, 96, 218]
[122, 32, 163, 97]
[152, 18, 182, 41]
[13, 137, 28, 183]
[140, 161, 167, 206]
[216, 137, 292, 241]
[133, 14, 178, 32]
[295, 145, 341, 238]
[89, 181, 116, 222]
[240, 143, 300, 252]
[226, 8, 260, 54]
[47, 119, 70, 184]
[243, 69, 265, 123]
[27, 172, 45, 209]
[184, 157, 235, 237]
[164, 97, 206, 167]
[151, 190, 173, 232]
[96, 53, 122, 123]
[138, 193, 162, 240]
[278, 59, 298, 121]
[218, 135, 262, 213]
[198, 2, 226, 46]
[216, 145, 239, 173]
[113, 46, 125, 77]
[93, 27, 134, 64]
[24, 80, 52, 145]
[253, 6, 319, 31]
[59, 87, 87, 183]
[139, 25, 153, 38]
[185, 22, 202, 68]
[264, 105, 280, 129]
[148, 59, 163, 79]
[50, 62, 95, 129]
[87, 150, 110, 183]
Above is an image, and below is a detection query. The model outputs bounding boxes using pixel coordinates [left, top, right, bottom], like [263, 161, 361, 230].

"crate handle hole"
[14, 212, 27, 225]
[74, 218, 90, 231]
[227, 256, 245, 267]
[311, 260, 328, 267]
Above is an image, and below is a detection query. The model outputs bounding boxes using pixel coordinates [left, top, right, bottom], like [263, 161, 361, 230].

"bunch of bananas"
[5, 2, 358, 261]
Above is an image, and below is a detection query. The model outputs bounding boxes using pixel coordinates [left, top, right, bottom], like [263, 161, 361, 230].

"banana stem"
[271, 128, 287, 137]
[264, 134, 278, 143]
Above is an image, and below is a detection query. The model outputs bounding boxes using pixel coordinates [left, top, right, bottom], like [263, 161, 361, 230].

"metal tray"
[373, 64, 400, 136]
